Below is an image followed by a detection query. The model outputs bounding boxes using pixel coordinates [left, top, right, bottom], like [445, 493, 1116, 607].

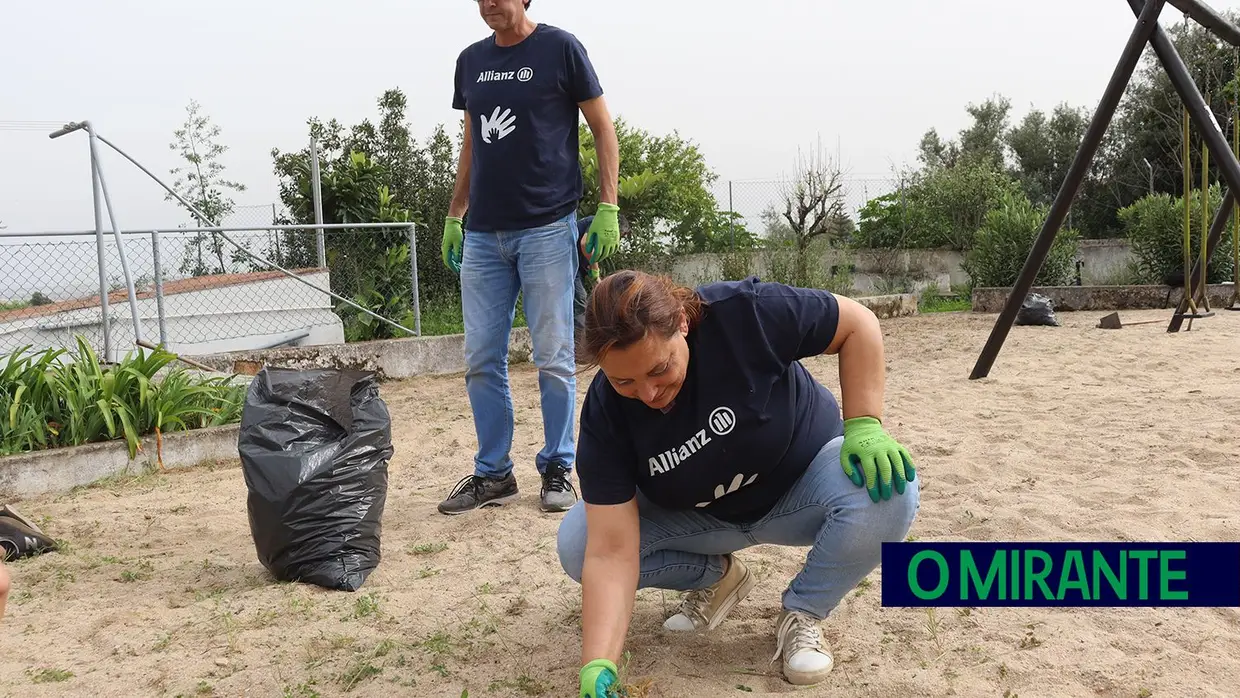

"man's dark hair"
[524, 0, 531, 7]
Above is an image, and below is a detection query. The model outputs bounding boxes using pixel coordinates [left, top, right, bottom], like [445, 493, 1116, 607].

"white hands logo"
[696, 473, 758, 508]
[480, 106, 516, 144]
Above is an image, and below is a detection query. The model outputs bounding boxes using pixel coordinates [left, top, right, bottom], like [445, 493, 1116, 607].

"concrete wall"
[197, 326, 535, 379]
[671, 239, 1135, 294]
[971, 283, 1237, 313]
[0, 424, 242, 500]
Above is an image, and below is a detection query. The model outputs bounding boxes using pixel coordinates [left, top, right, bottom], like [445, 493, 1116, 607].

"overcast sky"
[3, 0, 1238, 236]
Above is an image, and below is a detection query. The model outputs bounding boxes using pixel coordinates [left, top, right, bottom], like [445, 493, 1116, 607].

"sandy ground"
[1, 306, 1239, 698]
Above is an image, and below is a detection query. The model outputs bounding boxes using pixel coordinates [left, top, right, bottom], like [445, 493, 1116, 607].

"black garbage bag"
[1015, 292, 1060, 327]
[0, 505, 57, 562]
[238, 367, 393, 592]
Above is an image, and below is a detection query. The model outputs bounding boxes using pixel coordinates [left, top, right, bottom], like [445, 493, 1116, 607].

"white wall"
[0, 270, 345, 361]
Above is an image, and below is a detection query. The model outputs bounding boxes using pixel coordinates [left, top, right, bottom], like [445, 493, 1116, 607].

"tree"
[577, 118, 745, 256]
[167, 100, 247, 277]
[766, 146, 852, 287]
[918, 95, 1013, 172]
[271, 89, 459, 304]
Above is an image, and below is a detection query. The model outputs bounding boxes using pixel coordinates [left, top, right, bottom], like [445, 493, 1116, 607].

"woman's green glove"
[580, 658, 619, 697]
[840, 416, 915, 503]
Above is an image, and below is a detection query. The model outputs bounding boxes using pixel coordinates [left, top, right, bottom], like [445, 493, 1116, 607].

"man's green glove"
[579, 658, 619, 697]
[584, 203, 621, 265]
[442, 216, 463, 273]
[840, 416, 916, 503]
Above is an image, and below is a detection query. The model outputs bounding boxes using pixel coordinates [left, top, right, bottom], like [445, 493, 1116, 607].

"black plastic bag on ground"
[1015, 292, 1060, 327]
[239, 367, 393, 592]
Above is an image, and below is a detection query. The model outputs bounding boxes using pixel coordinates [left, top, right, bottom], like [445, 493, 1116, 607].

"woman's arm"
[580, 498, 641, 666]
[823, 295, 885, 421]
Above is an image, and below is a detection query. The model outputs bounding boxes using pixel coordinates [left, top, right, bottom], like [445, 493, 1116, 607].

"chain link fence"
[0, 219, 420, 363]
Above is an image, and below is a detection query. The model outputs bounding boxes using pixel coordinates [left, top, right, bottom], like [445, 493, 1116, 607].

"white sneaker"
[772, 609, 834, 685]
[663, 554, 756, 632]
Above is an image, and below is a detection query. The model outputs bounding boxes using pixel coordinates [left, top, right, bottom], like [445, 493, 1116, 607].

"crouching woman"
[557, 271, 920, 695]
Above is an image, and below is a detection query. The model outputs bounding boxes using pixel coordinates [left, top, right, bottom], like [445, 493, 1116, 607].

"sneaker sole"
[704, 563, 757, 632]
[438, 492, 521, 516]
[538, 498, 576, 513]
[784, 656, 835, 686]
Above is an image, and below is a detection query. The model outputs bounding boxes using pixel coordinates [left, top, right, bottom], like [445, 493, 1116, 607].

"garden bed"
[0, 339, 247, 474]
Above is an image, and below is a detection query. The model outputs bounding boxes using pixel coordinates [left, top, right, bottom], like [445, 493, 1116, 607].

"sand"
[1, 306, 1238, 698]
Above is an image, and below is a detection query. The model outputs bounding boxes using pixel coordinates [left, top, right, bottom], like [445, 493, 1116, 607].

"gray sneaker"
[539, 464, 577, 512]
[437, 473, 520, 515]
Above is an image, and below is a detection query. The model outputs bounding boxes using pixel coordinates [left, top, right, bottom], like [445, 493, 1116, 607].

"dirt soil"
[1, 307, 1238, 698]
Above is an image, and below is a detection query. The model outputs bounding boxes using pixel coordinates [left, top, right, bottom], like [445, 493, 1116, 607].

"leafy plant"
[1119, 186, 1235, 285]
[0, 338, 245, 459]
[962, 190, 1080, 288]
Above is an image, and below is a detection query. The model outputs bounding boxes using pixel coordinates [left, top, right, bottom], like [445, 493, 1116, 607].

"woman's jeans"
[557, 435, 921, 620]
[460, 212, 579, 479]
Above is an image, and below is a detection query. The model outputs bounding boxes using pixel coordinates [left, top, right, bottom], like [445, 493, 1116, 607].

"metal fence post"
[728, 180, 734, 249]
[152, 230, 168, 346]
[87, 130, 111, 360]
[310, 135, 326, 268]
[408, 223, 421, 336]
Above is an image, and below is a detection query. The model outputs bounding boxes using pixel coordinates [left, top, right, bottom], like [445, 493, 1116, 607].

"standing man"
[439, 0, 622, 516]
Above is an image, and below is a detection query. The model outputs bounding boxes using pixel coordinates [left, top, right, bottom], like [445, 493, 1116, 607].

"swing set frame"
[970, 0, 1240, 380]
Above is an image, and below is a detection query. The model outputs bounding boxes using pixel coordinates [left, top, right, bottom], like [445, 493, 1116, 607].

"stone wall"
[971, 284, 1237, 313]
[670, 239, 1136, 294]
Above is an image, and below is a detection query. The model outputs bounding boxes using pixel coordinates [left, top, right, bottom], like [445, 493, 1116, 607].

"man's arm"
[580, 498, 640, 666]
[579, 96, 618, 206]
[448, 112, 473, 218]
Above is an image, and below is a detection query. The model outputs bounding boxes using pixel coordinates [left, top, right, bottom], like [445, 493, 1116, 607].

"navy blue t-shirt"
[452, 24, 604, 232]
[575, 278, 845, 523]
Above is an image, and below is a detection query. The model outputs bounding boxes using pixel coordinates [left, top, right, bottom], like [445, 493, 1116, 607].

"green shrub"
[1119, 186, 1235, 285]
[853, 161, 1025, 250]
[962, 191, 1080, 288]
[0, 338, 245, 458]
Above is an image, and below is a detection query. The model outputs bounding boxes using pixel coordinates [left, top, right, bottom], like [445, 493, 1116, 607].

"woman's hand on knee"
[840, 417, 916, 503]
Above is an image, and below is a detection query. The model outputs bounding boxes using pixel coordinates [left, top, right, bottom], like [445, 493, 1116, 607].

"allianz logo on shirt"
[648, 407, 735, 476]
[476, 67, 534, 83]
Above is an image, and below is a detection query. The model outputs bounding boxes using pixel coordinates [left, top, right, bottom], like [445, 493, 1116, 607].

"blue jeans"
[461, 211, 579, 479]
[556, 435, 920, 619]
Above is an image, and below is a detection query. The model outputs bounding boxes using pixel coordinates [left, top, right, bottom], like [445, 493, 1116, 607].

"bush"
[853, 161, 1026, 250]
[0, 338, 245, 458]
[1119, 186, 1235, 285]
[962, 190, 1080, 288]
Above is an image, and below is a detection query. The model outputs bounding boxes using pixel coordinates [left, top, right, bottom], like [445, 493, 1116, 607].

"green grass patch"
[417, 295, 527, 337]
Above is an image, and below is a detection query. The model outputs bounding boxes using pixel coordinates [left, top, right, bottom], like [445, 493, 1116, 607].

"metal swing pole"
[969, 0, 1168, 379]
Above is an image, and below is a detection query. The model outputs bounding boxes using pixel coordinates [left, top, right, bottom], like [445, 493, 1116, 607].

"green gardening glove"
[580, 658, 619, 698]
[442, 216, 463, 273]
[584, 203, 621, 265]
[840, 416, 916, 503]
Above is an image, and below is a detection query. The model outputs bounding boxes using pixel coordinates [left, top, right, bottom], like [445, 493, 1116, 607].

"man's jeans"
[556, 435, 921, 620]
[461, 211, 579, 479]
